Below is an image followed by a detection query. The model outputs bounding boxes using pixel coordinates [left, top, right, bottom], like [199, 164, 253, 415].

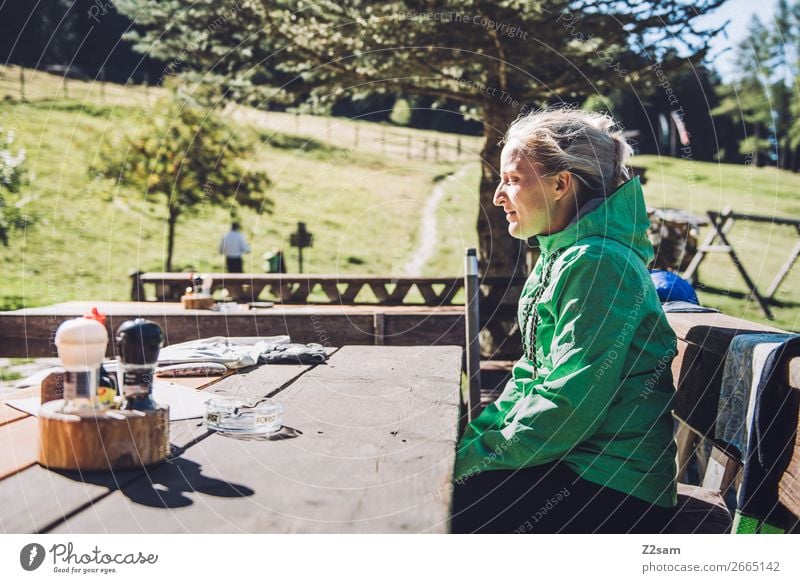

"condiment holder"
[37, 314, 171, 472]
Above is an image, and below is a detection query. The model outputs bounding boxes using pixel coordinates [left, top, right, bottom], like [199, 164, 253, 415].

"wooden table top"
[0, 345, 462, 534]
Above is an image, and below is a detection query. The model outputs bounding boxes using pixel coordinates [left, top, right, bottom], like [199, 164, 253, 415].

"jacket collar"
[528, 176, 654, 264]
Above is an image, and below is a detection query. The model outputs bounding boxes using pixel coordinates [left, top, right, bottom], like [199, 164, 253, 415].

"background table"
[0, 345, 462, 533]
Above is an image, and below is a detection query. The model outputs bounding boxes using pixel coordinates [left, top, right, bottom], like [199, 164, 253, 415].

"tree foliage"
[93, 93, 272, 270]
[118, 0, 723, 279]
[0, 126, 28, 245]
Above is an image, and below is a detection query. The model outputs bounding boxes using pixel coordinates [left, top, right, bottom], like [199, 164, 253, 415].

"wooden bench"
[668, 310, 800, 533]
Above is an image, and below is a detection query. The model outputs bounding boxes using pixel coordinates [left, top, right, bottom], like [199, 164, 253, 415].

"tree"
[0, 126, 27, 245]
[712, 18, 774, 166]
[93, 93, 272, 271]
[116, 0, 724, 351]
[119, 1, 724, 259]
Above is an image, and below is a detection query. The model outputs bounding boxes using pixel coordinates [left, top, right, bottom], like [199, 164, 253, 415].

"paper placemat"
[6, 381, 209, 421]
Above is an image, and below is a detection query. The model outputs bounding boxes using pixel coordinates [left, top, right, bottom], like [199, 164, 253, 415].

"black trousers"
[451, 461, 675, 534]
[225, 256, 243, 273]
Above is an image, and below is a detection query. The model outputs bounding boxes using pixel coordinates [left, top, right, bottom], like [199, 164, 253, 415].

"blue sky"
[695, 0, 780, 79]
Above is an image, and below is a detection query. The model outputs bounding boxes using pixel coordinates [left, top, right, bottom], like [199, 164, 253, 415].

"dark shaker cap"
[116, 318, 164, 364]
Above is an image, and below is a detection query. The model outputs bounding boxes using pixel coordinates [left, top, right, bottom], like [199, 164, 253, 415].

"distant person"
[219, 221, 250, 273]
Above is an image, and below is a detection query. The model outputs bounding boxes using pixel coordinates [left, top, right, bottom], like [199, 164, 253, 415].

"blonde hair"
[503, 107, 633, 199]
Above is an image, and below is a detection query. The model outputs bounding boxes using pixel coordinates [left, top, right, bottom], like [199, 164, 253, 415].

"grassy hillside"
[0, 66, 797, 331]
[0, 68, 460, 309]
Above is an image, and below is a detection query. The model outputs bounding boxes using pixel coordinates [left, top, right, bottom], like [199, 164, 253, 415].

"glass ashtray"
[204, 396, 283, 435]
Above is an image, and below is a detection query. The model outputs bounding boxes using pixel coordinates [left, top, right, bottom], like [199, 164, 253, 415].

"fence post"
[457, 137, 462, 160]
[434, 139, 439, 163]
[99, 66, 105, 103]
[354, 125, 359, 148]
[407, 135, 412, 159]
[19, 67, 25, 101]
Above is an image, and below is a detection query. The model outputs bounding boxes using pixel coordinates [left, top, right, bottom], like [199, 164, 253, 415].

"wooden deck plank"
[47, 346, 462, 534]
[0, 386, 39, 427]
[0, 417, 38, 481]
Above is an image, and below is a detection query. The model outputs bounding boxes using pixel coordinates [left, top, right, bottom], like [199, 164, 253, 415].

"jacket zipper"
[523, 249, 563, 377]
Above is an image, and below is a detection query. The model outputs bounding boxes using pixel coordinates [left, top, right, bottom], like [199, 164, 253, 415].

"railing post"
[464, 247, 482, 421]
[129, 270, 145, 302]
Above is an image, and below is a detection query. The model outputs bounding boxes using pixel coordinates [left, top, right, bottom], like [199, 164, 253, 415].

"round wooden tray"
[38, 400, 170, 471]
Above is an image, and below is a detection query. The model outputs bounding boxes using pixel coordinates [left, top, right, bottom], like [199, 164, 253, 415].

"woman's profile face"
[493, 144, 562, 240]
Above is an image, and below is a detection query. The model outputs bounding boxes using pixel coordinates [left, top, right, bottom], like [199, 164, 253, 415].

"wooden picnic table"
[0, 345, 462, 533]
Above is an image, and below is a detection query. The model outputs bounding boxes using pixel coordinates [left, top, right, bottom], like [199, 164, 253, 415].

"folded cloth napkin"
[259, 343, 328, 365]
[716, 333, 800, 534]
[158, 336, 290, 369]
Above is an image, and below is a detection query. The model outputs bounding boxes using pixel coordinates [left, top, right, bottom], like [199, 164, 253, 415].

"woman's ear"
[552, 171, 576, 202]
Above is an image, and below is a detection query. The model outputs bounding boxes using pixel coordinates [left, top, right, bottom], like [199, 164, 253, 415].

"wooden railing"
[131, 271, 527, 306]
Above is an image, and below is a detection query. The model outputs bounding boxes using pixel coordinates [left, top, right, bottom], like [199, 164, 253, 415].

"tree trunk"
[477, 100, 527, 279]
[753, 124, 761, 167]
[476, 99, 529, 359]
[165, 207, 179, 272]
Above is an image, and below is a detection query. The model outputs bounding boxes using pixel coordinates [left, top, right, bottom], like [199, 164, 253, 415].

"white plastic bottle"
[54, 317, 109, 412]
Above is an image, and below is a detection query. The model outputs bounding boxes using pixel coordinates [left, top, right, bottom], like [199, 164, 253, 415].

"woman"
[452, 108, 678, 534]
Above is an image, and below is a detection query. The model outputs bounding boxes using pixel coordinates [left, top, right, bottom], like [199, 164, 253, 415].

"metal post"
[464, 247, 481, 421]
[99, 66, 105, 103]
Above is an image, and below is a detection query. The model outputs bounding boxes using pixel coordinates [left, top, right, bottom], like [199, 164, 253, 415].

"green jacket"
[455, 177, 678, 508]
